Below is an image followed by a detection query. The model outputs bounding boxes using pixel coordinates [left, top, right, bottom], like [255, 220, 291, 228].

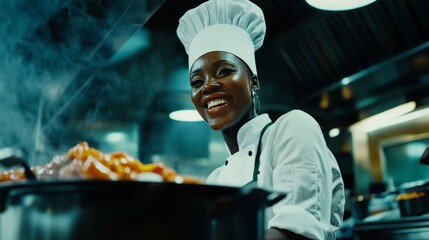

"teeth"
[207, 99, 227, 109]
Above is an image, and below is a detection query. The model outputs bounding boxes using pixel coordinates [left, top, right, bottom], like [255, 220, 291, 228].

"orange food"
[67, 142, 175, 181]
[0, 142, 203, 184]
[0, 169, 26, 182]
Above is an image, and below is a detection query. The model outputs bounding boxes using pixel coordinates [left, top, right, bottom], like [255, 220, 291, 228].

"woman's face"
[189, 51, 254, 130]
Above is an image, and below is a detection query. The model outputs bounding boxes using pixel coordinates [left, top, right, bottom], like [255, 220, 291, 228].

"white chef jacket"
[207, 110, 345, 240]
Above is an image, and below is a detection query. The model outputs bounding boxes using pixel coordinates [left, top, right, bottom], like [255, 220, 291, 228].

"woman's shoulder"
[269, 109, 324, 141]
[274, 109, 319, 128]
[268, 110, 328, 153]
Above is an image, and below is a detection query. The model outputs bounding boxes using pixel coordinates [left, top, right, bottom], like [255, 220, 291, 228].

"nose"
[202, 78, 220, 95]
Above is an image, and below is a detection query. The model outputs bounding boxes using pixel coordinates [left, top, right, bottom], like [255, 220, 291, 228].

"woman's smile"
[206, 98, 227, 109]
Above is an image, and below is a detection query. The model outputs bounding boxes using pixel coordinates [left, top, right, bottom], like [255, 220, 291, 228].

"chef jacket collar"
[223, 114, 271, 156]
[236, 114, 271, 152]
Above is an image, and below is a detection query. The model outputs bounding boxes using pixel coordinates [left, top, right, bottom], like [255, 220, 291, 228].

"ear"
[250, 74, 260, 91]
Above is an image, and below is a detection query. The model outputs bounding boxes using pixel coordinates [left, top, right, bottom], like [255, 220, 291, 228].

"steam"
[0, 0, 207, 179]
[0, 0, 169, 166]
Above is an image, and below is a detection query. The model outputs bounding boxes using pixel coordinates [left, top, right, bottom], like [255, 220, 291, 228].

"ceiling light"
[329, 128, 340, 138]
[306, 0, 377, 11]
[373, 107, 429, 131]
[169, 110, 204, 122]
[319, 93, 330, 109]
[106, 132, 127, 143]
[349, 101, 416, 132]
[341, 77, 351, 85]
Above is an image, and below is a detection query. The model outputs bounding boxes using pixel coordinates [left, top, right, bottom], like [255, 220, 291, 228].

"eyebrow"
[190, 59, 234, 77]
[213, 59, 233, 66]
[189, 68, 201, 77]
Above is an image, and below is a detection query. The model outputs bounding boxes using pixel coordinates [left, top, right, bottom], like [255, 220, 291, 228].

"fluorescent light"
[372, 107, 429, 131]
[350, 101, 416, 132]
[106, 132, 127, 142]
[169, 110, 204, 122]
[341, 77, 351, 86]
[329, 128, 340, 138]
[306, 0, 376, 11]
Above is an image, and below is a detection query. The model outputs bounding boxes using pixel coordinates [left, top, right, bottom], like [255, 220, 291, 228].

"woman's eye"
[217, 68, 235, 77]
[190, 79, 204, 87]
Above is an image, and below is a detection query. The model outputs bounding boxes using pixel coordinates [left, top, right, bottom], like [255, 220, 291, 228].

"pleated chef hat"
[177, 0, 266, 75]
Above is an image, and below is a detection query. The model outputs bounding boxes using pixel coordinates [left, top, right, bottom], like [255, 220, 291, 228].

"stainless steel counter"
[354, 214, 429, 240]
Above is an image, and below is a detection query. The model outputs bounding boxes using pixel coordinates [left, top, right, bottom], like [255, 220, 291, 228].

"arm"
[267, 110, 344, 239]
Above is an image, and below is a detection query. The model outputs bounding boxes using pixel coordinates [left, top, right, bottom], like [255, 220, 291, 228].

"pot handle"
[266, 191, 287, 207]
[0, 147, 36, 179]
[209, 183, 287, 218]
[240, 182, 287, 207]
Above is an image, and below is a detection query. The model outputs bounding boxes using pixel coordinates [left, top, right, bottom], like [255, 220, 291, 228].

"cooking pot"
[0, 179, 285, 240]
[395, 179, 429, 217]
[0, 147, 286, 240]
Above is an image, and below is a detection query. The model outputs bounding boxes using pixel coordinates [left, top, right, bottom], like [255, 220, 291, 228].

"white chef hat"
[177, 0, 266, 75]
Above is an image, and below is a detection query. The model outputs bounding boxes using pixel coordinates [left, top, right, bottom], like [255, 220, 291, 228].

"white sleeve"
[267, 110, 343, 240]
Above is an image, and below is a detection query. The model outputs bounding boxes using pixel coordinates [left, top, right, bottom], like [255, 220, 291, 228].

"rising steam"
[0, 0, 170, 166]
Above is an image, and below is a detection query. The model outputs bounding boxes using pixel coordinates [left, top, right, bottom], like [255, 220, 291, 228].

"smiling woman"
[176, 0, 345, 239]
[189, 52, 256, 131]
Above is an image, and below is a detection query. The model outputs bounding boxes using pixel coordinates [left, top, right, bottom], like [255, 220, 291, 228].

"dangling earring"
[252, 89, 260, 114]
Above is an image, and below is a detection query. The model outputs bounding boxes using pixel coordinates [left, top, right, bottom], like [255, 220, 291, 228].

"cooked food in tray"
[0, 142, 202, 184]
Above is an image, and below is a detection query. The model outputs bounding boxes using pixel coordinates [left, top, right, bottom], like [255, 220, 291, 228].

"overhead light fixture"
[341, 77, 351, 86]
[329, 128, 340, 138]
[377, 107, 429, 131]
[306, 0, 377, 11]
[319, 92, 330, 109]
[169, 110, 204, 122]
[349, 101, 416, 132]
[106, 132, 127, 143]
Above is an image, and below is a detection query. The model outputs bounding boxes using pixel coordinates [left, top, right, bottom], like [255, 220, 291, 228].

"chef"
[176, 0, 345, 239]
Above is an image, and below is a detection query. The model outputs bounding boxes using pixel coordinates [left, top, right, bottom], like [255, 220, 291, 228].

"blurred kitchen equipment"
[351, 193, 396, 222]
[0, 180, 285, 240]
[396, 180, 429, 217]
[397, 191, 429, 217]
[350, 195, 371, 221]
[354, 180, 429, 240]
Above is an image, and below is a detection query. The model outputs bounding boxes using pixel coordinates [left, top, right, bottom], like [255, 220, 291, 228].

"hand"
[265, 228, 311, 240]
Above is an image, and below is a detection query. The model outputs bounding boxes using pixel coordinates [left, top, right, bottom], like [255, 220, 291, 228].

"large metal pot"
[0, 180, 285, 240]
[396, 179, 429, 217]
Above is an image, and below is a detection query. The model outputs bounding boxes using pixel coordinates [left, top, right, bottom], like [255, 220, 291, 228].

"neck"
[222, 111, 257, 154]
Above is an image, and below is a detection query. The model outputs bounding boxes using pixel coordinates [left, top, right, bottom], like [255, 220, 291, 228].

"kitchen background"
[1, 0, 429, 203]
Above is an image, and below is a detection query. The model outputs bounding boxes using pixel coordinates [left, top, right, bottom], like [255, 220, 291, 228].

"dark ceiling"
[142, 0, 429, 130]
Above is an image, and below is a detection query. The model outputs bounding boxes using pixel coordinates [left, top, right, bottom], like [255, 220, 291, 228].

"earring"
[252, 89, 260, 114]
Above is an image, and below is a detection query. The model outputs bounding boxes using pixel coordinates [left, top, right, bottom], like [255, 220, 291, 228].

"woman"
[177, 0, 345, 239]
